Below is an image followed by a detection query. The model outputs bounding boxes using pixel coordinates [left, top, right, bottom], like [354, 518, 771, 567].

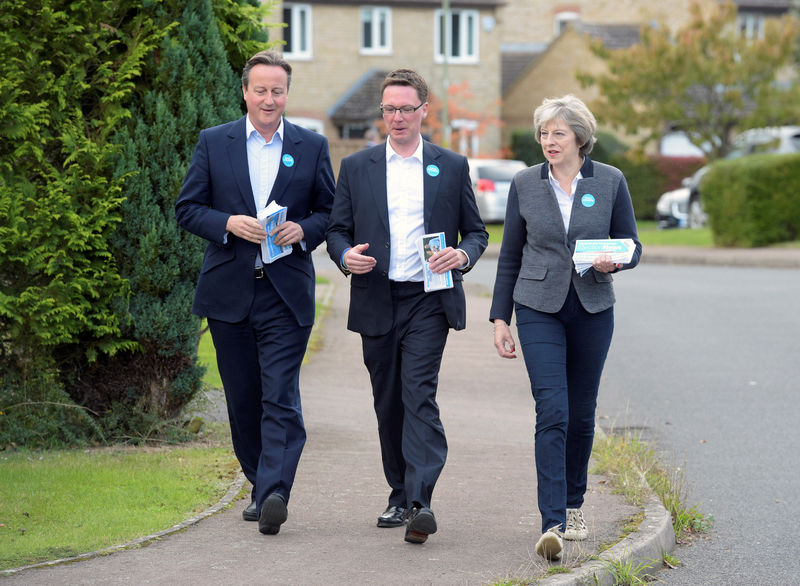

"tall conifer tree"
[87, 0, 243, 424]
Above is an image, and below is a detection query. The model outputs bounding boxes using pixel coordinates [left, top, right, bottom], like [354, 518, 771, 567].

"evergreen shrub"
[701, 153, 800, 247]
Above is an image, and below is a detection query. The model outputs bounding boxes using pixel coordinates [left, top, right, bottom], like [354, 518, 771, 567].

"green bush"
[510, 129, 546, 166]
[701, 153, 800, 247]
[0, 0, 274, 448]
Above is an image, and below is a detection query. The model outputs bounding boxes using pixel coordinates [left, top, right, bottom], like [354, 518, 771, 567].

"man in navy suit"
[326, 69, 488, 544]
[176, 50, 334, 535]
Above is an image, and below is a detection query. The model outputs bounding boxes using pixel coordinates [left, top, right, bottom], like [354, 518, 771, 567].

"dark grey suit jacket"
[490, 157, 641, 322]
[326, 140, 488, 336]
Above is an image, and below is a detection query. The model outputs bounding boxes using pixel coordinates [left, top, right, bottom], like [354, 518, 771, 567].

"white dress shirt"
[548, 165, 582, 233]
[386, 138, 426, 282]
[246, 116, 283, 211]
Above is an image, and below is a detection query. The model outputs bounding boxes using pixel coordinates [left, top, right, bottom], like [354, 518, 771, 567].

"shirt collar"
[246, 115, 284, 144]
[547, 161, 583, 186]
[386, 136, 424, 163]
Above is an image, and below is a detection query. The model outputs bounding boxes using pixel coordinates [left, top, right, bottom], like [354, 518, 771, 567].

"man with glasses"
[327, 68, 487, 544]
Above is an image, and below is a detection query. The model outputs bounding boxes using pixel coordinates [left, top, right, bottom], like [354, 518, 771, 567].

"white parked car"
[468, 159, 527, 224]
[656, 126, 800, 229]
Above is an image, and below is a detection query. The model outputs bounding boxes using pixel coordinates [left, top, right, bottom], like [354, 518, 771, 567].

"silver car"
[468, 159, 527, 223]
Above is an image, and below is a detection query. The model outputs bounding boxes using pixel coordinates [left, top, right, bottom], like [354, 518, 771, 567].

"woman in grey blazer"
[490, 95, 641, 561]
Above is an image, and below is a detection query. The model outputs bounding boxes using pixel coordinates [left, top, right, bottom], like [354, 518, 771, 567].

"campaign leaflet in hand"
[417, 232, 453, 292]
[572, 238, 635, 276]
[257, 201, 292, 264]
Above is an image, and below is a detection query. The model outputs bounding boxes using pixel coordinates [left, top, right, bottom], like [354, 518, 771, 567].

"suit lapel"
[227, 117, 257, 216]
[422, 141, 442, 231]
[268, 118, 299, 205]
[368, 145, 390, 234]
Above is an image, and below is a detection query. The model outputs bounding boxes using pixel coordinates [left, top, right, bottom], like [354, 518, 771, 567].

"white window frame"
[360, 6, 392, 55]
[554, 11, 580, 37]
[286, 116, 325, 135]
[738, 13, 765, 40]
[434, 9, 479, 64]
[283, 3, 312, 59]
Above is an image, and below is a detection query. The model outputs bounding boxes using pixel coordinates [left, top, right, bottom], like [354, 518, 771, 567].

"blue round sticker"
[282, 154, 295, 167]
[581, 193, 596, 208]
[426, 164, 440, 177]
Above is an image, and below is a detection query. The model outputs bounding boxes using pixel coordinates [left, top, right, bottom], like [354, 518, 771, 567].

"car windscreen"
[477, 165, 521, 181]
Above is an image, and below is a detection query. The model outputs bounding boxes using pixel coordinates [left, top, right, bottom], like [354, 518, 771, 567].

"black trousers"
[208, 276, 311, 508]
[361, 281, 450, 509]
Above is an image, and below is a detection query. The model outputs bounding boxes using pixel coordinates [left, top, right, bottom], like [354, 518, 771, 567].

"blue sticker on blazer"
[426, 164, 440, 177]
[581, 193, 596, 207]
[282, 154, 295, 167]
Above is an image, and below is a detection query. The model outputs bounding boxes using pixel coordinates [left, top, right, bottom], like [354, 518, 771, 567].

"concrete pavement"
[5, 244, 798, 585]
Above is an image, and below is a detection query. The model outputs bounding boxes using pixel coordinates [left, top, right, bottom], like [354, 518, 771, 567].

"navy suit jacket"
[326, 140, 488, 336]
[176, 116, 335, 327]
[490, 157, 642, 322]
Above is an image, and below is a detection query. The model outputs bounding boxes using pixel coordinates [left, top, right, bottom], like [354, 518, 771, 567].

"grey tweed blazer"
[490, 157, 642, 322]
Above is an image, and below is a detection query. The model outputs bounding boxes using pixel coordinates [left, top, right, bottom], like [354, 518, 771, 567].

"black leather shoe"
[242, 499, 258, 522]
[259, 493, 288, 535]
[377, 505, 406, 528]
[404, 506, 437, 544]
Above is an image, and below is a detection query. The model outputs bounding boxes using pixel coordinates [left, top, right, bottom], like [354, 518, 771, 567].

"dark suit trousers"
[361, 281, 450, 509]
[208, 276, 311, 509]
[515, 284, 614, 533]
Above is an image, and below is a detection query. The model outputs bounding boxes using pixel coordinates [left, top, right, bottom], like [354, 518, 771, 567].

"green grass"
[636, 221, 713, 247]
[0, 447, 239, 571]
[486, 221, 715, 247]
[486, 223, 505, 244]
[197, 320, 222, 389]
[591, 427, 712, 541]
[601, 556, 659, 585]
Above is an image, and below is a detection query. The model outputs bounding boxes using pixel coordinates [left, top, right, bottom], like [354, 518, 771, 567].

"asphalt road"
[467, 255, 799, 585]
[598, 263, 799, 585]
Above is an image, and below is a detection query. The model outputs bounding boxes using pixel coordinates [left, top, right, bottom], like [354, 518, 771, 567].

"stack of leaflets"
[417, 232, 454, 292]
[572, 238, 635, 276]
[257, 201, 292, 264]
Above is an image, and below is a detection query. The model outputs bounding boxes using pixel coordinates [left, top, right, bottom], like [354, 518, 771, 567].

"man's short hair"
[380, 68, 429, 104]
[242, 50, 292, 90]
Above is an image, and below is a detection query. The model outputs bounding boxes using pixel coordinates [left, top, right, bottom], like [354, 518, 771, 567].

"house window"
[738, 12, 764, 40]
[435, 9, 479, 64]
[283, 4, 312, 59]
[361, 7, 392, 54]
[554, 11, 580, 36]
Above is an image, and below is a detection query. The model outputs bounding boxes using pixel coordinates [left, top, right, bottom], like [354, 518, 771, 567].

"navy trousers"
[361, 281, 450, 509]
[208, 275, 311, 509]
[515, 284, 614, 533]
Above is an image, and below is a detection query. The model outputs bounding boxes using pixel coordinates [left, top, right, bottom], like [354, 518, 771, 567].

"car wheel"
[688, 196, 707, 228]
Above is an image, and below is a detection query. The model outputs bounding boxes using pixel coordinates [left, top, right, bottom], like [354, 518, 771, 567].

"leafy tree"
[73, 0, 245, 428]
[0, 0, 164, 446]
[66, 0, 279, 438]
[1, 0, 276, 448]
[578, 1, 800, 160]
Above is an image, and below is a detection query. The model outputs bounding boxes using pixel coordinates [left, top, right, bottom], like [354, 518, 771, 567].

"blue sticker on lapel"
[581, 193, 596, 207]
[282, 154, 295, 167]
[426, 164, 440, 177]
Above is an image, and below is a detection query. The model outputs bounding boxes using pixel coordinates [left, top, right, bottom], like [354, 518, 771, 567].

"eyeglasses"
[380, 103, 426, 116]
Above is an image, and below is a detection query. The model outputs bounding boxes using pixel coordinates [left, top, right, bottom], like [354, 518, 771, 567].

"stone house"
[261, 0, 794, 164]
[264, 0, 507, 170]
